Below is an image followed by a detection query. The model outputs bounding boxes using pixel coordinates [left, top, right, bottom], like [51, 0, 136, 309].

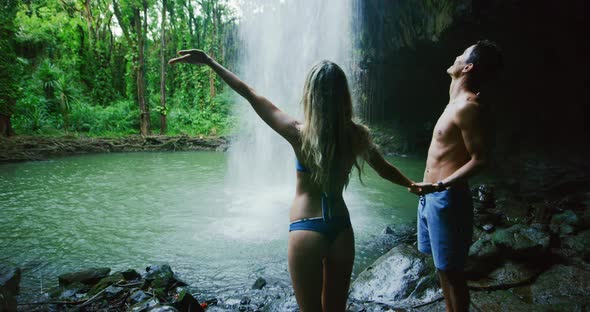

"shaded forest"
[0, 0, 238, 137]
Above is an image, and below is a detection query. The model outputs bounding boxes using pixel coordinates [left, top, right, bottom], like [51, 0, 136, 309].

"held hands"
[168, 49, 211, 66]
[408, 182, 439, 196]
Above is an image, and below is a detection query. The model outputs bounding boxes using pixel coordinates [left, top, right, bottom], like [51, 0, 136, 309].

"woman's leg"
[321, 227, 355, 311]
[288, 230, 327, 312]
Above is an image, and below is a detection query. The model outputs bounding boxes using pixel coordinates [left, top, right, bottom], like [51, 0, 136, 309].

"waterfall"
[226, 0, 355, 200]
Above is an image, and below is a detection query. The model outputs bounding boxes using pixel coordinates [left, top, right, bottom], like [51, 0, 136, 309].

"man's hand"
[168, 49, 210, 65]
[408, 182, 438, 196]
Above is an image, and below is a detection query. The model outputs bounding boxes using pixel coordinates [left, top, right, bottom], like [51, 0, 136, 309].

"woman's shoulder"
[349, 121, 373, 152]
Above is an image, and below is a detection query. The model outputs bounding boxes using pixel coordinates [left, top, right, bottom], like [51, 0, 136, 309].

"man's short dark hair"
[466, 40, 503, 86]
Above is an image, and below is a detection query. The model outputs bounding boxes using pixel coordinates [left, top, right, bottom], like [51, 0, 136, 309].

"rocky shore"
[0, 135, 229, 164]
[3, 185, 588, 311]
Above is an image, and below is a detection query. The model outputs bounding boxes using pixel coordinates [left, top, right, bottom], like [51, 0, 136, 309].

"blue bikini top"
[295, 158, 309, 173]
[295, 157, 333, 221]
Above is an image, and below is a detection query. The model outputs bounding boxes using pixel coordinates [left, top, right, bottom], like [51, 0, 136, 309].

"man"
[410, 40, 502, 312]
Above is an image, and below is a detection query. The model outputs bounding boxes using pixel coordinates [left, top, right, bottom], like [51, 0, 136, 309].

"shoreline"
[0, 135, 230, 164]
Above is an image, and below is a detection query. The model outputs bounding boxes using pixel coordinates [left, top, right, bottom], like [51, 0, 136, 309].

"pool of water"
[0, 151, 425, 300]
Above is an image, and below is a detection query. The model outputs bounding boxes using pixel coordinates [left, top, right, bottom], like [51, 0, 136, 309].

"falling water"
[226, 0, 356, 203]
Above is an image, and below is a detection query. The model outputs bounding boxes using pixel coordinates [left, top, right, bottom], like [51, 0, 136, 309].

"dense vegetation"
[0, 0, 238, 137]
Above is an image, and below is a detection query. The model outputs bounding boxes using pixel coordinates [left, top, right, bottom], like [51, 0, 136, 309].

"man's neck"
[449, 75, 471, 101]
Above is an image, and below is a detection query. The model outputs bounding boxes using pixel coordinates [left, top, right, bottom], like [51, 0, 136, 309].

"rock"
[468, 260, 542, 289]
[349, 244, 441, 307]
[88, 272, 124, 296]
[105, 285, 124, 299]
[492, 224, 550, 260]
[148, 305, 179, 312]
[145, 265, 187, 291]
[0, 264, 20, 296]
[550, 210, 580, 236]
[263, 295, 298, 312]
[129, 289, 152, 304]
[482, 224, 495, 232]
[469, 290, 546, 312]
[561, 229, 590, 260]
[495, 198, 528, 221]
[240, 296, 251, 305]
[252, 277, 267, 290]
[530, 265, 590, 308]
[131, 298, 160, 312]
[464, 236, 502, 280]
[172, 291, 204, 312]
[122, 269, 142, 281]
[382, 226, 394, 234]
[58, 267, 110, 287]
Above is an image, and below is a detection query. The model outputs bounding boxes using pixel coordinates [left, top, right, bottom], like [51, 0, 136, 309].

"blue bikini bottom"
[289, 216, 352, 243]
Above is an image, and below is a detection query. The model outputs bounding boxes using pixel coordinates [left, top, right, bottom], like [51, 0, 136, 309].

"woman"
[169, 50, 414, 311]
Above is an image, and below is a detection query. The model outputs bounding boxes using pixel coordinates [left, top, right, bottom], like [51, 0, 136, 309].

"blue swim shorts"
[417, 184, 474, 271]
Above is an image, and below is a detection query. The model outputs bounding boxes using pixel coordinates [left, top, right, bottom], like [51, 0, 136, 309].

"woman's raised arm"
[169, 49, 300, 144]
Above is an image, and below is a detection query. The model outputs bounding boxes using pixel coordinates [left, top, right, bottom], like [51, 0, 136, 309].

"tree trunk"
[135, 7, 150, 135]
[160, 0, 167, 134]
[209, 0, 217, 100]
[0, 113, 13, 137]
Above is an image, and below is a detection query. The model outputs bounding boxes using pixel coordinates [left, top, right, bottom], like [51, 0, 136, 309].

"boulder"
[122, 269, 142, 281]
[492, 224, 550, 260]
[145, 265, 187, 291]
[104, 285, 124, 299]
[88, 272, 124, 296]
[561, 229, 590, 260]
[58, 267, 110, 287]
[148, 305, 179, 312]
[252, 277, 267, 290]
[131, 298, 159, 312]
[128, 289, 152, 305]
[465, 235, 502, 280]
[0, 264, 20, 312]
[468, 260, 542, 289]
[530, 265, 590, 308]
[469, 290, 547, 312]
[171, 291, 204, 312]
[349, 244, 441, 307]
[550, 210, 580, 237]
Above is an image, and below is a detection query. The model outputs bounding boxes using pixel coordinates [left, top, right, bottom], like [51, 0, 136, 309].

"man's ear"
[463, 63, 474, 73]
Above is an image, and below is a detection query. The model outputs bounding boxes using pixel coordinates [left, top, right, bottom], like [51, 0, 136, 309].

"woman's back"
[290, 122, 370, 221]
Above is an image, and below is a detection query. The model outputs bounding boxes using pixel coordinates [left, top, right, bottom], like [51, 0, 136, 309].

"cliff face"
[354, 0, 590, 193]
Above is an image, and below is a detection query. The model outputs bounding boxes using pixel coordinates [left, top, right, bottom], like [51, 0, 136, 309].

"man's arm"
[441, 101, 487, 186]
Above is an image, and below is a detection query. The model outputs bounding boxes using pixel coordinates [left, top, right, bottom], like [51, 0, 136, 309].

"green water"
[0, 151, 424, 299]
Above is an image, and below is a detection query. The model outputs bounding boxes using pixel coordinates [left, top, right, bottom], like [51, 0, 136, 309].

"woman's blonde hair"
[300, 61, 369, 192]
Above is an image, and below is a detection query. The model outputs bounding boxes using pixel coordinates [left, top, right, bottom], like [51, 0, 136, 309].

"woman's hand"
[168, 49, 210, 65]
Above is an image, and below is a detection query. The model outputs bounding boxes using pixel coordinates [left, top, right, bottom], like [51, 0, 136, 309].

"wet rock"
[482, 224, 495, 232]
[58, 267, 110, 287]
[468, 260, 542, 289]
[0, 264, 20, 296]
[129, 289, 152, 304]
[465, 236, 501, 280]
[469, 290, 545, 312]
[131, 298, 160, 312]
[105, 285, 124, 299]
[172, 291, 204, 312]
[382, 226, 395, 235]
[530, 265, 590, 308]
[0, 264, 20, 312]
[145, 264, 187, 291]
[122, 268, 142, 281]
[88, 272, 124, 295]
[561, 229, 590, 260]
[550, 210, 580, 237]
[240, 296, 251, 305]
[492, 224, 550, 260]
[252, 277, 267, 290]
[349, 244, 441, 307]
[263, 295, 298, 312]
[148, 305, 179, 312]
